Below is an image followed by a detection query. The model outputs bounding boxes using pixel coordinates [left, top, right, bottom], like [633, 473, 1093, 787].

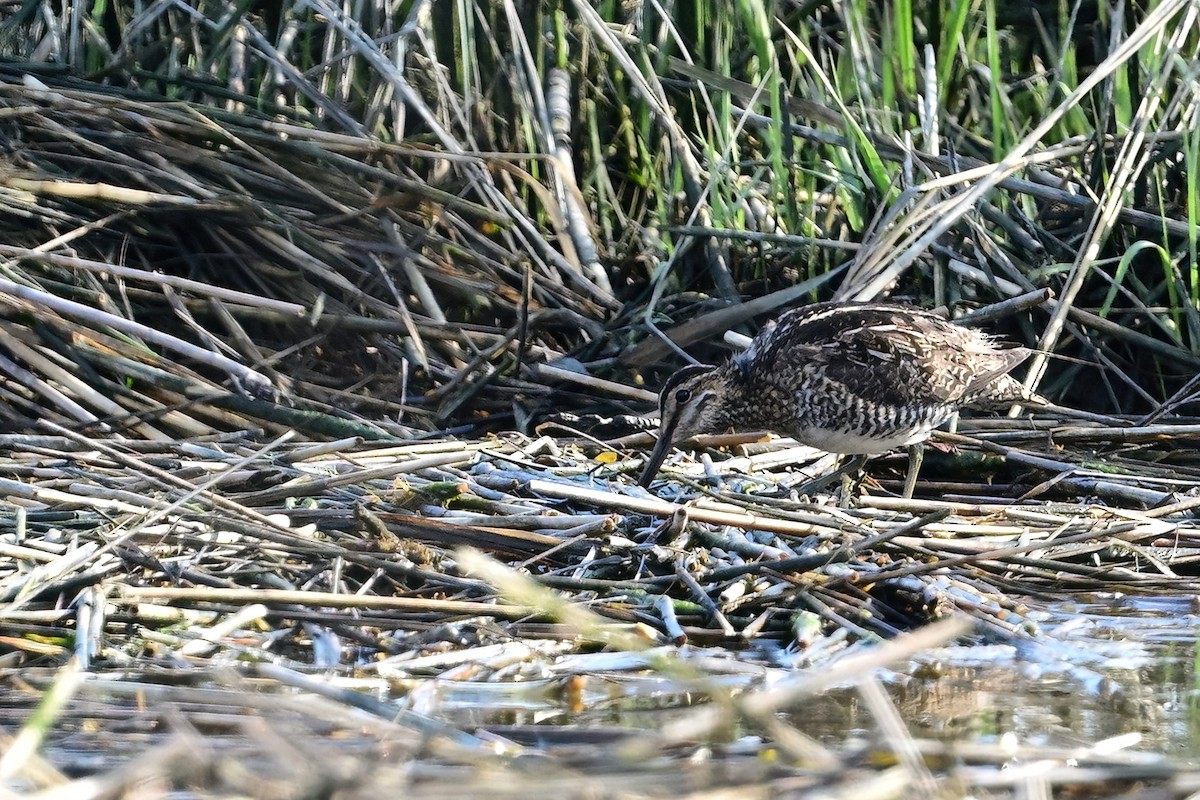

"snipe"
[638, 301, 1033, 495]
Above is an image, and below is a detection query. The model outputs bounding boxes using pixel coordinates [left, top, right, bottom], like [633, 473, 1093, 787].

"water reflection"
[438, 594, 1200, 758]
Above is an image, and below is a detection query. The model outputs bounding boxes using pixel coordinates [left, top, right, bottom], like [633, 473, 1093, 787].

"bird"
[637, 301, 1035, 496]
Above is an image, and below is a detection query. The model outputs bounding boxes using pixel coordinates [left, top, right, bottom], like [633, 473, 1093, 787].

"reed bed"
[2, 0, 1200, 794]
[0, 1, 1197, 435]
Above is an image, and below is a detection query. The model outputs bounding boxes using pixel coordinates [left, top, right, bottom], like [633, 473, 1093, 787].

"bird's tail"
[962, 346, 1043, 407]
[969, 372, 1046, 407]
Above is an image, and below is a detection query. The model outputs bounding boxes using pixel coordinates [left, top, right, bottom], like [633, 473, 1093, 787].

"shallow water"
[433, 594, 1200, 759]
[962, 594, 1200, 758]
[799, 593, 1200, 758]
[3, 594, 1195, 796]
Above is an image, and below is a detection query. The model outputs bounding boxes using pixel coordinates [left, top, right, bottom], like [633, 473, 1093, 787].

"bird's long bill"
[638, 414, 680, 488]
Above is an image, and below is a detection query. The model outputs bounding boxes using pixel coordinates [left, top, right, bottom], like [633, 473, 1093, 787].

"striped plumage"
[638, 301, 1033, 488]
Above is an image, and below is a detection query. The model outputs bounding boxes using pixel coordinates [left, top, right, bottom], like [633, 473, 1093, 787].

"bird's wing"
[818, 334, 953, 407]
[772, 324, 1019, 407]
[736, 303, 1030, 407]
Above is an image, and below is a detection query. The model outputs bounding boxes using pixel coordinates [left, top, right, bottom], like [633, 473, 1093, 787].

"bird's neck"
[710, 362, 761, 428]
[714, 360, 790, 433]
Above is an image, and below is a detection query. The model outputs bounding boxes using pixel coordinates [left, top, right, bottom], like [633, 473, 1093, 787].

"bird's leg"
[825, 453, 864, 503]
[838, 455, 871, 506]
[791, 454, 868, 498]
[902, 443, 924, 499]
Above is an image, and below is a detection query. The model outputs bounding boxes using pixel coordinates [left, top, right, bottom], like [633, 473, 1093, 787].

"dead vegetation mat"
[4, 420, 1200, 797]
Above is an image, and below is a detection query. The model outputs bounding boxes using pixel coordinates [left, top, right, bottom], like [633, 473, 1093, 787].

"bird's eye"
[674, 388, 691, 403]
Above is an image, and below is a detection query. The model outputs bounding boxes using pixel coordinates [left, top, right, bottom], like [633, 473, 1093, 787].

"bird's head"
[638, 364, 730, 487]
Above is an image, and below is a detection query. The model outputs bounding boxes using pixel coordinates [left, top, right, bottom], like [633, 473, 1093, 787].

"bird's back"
[727, 302, 1032, 452]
